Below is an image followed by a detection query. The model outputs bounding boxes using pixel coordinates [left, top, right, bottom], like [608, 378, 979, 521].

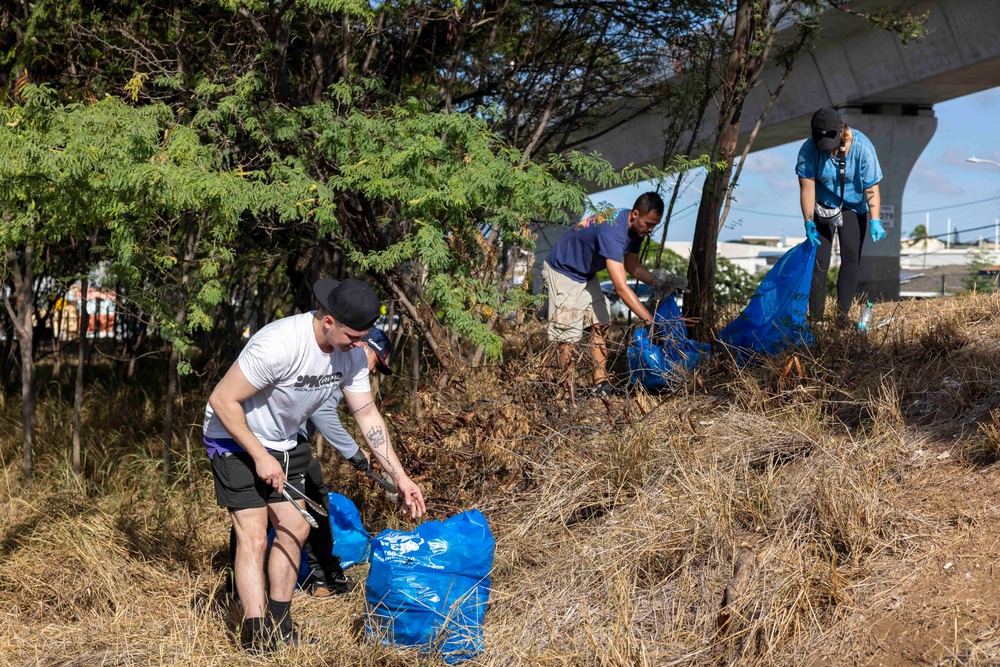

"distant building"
[54, 284, 117, 340]
[663, 237, 813, 275]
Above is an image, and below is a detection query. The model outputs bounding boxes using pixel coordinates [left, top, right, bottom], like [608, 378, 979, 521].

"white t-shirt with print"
[203, 311, 370, 452]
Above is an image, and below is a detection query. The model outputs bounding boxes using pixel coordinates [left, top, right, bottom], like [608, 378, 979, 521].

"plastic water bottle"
[857, 302, 874, 333]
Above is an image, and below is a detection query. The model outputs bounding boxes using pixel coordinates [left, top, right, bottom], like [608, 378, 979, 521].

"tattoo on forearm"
[865, 189, 876, 202]
[351, 400, 373, 414]
[366, 424, 398, 476]
[367, 425, 386, 449]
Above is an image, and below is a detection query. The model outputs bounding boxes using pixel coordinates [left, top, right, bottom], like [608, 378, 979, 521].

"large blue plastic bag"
[266, 492, 371, 585]
[628, 295, 710, 390]
[719, 241, 815, 362]
[365, 509, 494, 664]
[327, 491, 371, 569]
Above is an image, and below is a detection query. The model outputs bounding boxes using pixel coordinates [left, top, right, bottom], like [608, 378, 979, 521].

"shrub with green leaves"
[0, 85, 293, 357]
[191, 79, 707, 365]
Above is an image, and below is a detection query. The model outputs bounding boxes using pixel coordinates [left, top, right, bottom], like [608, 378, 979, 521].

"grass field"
[2, 293, 999, 666]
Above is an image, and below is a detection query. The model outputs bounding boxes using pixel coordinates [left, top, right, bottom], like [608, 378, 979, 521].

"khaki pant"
[543, 261, 611, 343]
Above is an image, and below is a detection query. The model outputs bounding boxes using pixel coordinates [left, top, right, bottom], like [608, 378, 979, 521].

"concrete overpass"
[583, 0, 1000, 300]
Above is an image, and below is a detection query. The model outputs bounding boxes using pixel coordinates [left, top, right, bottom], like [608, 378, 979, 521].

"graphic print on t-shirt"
[572, 208, 616, 231]
[294, 372, 343, 390]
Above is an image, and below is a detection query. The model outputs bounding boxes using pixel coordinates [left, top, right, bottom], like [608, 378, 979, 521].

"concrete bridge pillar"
[840, 105, 937, 302]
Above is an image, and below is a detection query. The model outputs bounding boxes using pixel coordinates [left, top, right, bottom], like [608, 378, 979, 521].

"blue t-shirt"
[795, 129, 882, 214]
[546, 208, 644, 283]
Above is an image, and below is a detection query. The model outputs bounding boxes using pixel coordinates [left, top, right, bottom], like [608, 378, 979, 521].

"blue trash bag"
[628, 295, 710, 390]
[365, 509, 494, 664]
[719, 240, 816, 363]
[326, 491, 371, 569]
[266, 492, 371, 586]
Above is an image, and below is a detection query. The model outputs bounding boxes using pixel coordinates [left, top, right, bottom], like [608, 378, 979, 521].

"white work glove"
[650, 268, 688, 295]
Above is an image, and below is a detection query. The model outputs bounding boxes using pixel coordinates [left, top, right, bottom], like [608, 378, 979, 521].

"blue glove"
[804, 220, 820, 247]
[870, 218, 886, 243]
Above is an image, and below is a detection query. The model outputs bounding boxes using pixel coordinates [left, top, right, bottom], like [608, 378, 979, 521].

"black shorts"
[211, 441, 313, 510]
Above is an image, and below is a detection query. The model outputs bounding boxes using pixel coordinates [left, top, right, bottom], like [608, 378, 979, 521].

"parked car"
[601, 279, 654, 321]
[376, 312, 400, 332]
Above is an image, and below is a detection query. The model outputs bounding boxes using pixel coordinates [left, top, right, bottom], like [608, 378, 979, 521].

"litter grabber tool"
[365, 468, 400, 503]
[281, 488, 320, 529]
[283, 482, 329, 517]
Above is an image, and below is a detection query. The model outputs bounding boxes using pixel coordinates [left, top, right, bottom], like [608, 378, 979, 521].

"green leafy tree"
[4, 0, 721, 367]
[200, 82, 701, 368]
[963, 248, 999, 293]
[0, 85, 294, 478]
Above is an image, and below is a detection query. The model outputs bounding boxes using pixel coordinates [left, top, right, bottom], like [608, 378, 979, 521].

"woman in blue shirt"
[796, 107, 885, 323]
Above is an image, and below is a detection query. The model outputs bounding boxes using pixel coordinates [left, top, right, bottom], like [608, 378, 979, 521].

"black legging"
[811, 208, 868, 320]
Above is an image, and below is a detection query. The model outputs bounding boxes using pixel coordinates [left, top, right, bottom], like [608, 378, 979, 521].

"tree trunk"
[52, 303, 63, 379]
[126, 325, 146, 380]
[685, 0, 769, 340]
[163, 223, 198, 475]
[410, 329, 422, 419]
[163, 344, 180, 476]
[72, 272, 90, 477]
[3, 245, 36, 481]
[18, 321, 34, 481]
[380, 274, 460, 374]
[1, 296, 13, 394]
[687, 149, 738, 340]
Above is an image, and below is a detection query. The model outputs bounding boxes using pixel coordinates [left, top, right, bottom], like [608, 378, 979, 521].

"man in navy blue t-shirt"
[543, 192, 683, 397]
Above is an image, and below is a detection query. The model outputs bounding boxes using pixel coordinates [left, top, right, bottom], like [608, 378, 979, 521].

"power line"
[730, 206, 799, 219]
[905, 195, 1000, 215]
[729, 194, 1000, 220]
[920, 221, 1000, 241]
[665, 202, 698, 220]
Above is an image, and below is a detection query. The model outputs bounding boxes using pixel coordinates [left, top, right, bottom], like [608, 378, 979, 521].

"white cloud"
[911, 164, 965, 196]
[766, 176, 798, 192]
[738, 151, 789, 174]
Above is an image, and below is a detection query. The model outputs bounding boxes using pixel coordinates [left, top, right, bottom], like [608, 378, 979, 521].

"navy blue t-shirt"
[546, 208, 643, 283]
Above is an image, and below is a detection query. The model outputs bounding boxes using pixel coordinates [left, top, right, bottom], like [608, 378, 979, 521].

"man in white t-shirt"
[204, 278, 426, 653]
[223, 328, 397, 600]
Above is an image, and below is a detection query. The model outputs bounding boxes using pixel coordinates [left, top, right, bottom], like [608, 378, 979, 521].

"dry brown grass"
[3, 294, 1000, 665]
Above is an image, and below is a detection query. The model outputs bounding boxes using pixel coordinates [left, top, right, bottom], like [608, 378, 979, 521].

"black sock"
[268, 599, 293, 636]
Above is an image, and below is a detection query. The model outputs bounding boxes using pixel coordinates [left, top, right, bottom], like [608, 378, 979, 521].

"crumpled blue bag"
[628, 242, 816, 387]
[719, 241, 815, 362]
[365, 509, 494, 664]
[326, 491, 371, 569]
[628, 295, 710, 390]
[267, 491, 371, 585]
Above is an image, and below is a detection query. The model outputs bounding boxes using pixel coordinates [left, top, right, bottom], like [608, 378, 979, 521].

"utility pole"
[924, 212, 929, 269]
[946, 218, 951, 250]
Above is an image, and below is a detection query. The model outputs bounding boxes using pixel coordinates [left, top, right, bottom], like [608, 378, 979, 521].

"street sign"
[880, 204, 895, 229]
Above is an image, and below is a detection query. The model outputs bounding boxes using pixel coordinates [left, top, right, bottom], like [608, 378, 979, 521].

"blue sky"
[592, 85, 1000, 245]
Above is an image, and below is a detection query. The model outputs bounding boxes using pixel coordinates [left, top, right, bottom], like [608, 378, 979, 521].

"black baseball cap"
[811, 107, 842, 151]
[313, 278, 381, 331]
[365, 328, 393, 375]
